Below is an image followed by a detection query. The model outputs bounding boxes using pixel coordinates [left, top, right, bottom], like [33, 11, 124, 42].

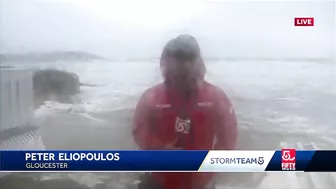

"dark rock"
[33, 69, 80, 107]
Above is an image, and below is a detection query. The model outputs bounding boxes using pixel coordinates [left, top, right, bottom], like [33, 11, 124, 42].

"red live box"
[294, 17, 314, 26]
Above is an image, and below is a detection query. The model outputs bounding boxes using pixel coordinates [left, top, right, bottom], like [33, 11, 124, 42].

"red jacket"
[132, 60, 238, 189]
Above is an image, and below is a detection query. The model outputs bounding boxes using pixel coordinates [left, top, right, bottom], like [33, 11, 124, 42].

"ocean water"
[1, 60, 336, 189]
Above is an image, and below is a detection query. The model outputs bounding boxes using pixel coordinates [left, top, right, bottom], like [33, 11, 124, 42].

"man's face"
[165, 56, 198, 81]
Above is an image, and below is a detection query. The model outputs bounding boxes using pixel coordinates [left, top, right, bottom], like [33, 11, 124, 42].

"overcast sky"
[0, 0, 335, 59]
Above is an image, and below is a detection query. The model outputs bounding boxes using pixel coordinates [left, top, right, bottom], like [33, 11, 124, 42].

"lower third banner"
[0, 150, 335, 172]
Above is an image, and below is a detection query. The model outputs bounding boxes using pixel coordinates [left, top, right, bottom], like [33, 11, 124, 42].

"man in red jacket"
[132, 35, 238, 189]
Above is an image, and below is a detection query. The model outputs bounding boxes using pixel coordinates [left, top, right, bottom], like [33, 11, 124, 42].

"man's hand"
[163, 139, 183, 150]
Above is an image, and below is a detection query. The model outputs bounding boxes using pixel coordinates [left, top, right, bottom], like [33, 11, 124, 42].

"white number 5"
[282, 150, 295, 161]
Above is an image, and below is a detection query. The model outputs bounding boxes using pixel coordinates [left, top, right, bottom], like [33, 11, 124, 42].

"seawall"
[0, 69, 45, 150]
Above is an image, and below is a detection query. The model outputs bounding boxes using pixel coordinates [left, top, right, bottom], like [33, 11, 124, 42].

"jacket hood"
[160, 38, 206, 82]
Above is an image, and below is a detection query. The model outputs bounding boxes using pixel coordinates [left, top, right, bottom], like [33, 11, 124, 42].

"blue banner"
[0, 150, 208, 171]
[0, 150, 335, 172]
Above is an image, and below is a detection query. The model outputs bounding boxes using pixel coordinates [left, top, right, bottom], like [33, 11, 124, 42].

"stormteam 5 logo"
[281, 149, 296, 171]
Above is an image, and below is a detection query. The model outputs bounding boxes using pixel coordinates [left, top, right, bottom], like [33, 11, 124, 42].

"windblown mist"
[0, 0, 335, 189]
[0, 0, 334, 60]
